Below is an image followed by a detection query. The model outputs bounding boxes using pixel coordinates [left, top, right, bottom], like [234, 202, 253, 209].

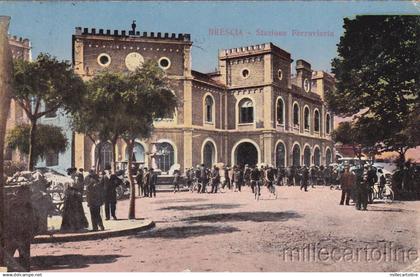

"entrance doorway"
[235, 142, 258, 167]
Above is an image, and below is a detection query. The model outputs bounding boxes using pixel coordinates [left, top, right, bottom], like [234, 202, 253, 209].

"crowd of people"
[183, 164, 342, 194]
[181, 162, 391, 211]
[59, 159, 415, 232]
[135, 167, 159, 197]
[61, 167, 124, 232]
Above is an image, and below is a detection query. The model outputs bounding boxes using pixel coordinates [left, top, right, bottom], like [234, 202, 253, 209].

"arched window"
[204, 95, 214, 123]
[304, 106, 310, 130]
[304, 146, 311, 166]
[203, 141, 215, 168]
[326, 114, 331, 134]
[326, 148, 332, 166]
[314, 110, 320, 132]
[314, 147, 321, 166]
[292, 144, 301, 166]
[125, 142, 145, 164]
[95, 141, 112, 170]
[155, 142, 175, 173]
[276, 98, 284, 125]
[275, 142, 286, 168]
[293, 103, 300, 126]
[239, 98, 254, 123]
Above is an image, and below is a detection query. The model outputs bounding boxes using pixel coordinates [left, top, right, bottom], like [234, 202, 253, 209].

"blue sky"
[1, 1, 418, 73]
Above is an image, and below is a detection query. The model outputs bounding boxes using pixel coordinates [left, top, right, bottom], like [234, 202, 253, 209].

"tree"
[12, 53, 86, 170]
[332, 119, 384, 162]
[70, 71, 127, 173]
[72, 60, 177, 219]
[0, 15, 13, 267]
[116, 61, 177, 219]
[6, 124, 68, 164]
[327, 16, 420, 164]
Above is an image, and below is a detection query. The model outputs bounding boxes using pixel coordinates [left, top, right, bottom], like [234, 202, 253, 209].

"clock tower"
[72, 26, 194, 170]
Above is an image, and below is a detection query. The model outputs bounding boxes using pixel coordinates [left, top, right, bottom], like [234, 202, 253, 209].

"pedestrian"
[143, 167, 149, 197]
[185, 168, 193, 190]
[339, 165, 355, 205]
[318, 165, 325, 186]
[275, 166, 282, 186]
[324, 166, 332, 186]
[222, 165, 231, 190]
[286, 166, 294, 186]
[366, 164, 378, 204]
[85, 169, 105, 231]
[265, 165, 276, 191]
[148, 168, 157, 197]
[309, 166, 317, 188]
[233, 165, 243, 192]
[200, 164, 208, 193]
[210, 165, 220, 193]
[354, 168, 369, 211]
[244, 164, 251, 188]
[377, 169, 386, 197]
[294, 166, 301, 187]
[300, 166, 309, 192]
[136, 168, 144, 197]
[104, 171, 122, 220]
[250, 165, 261, 195]
[173, 169, 180, 193]
[60, 168, 89, 232]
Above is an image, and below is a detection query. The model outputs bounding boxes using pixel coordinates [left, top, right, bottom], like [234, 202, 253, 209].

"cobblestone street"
[31, 186, 420, 272]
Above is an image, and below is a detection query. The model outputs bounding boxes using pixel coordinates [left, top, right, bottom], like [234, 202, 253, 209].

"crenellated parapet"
[219, 42, 291, 61]
[75, 27, 191, 42]
[8, 35, 30, 48]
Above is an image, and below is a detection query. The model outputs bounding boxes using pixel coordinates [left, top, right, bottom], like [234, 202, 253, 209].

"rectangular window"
[240, 107, 253, 123]
[206, 105, 212, 122]
[46, 151, 59, 167]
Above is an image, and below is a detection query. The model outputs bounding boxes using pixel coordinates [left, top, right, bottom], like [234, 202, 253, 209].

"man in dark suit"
[149, 168, 158, 197]
[104, 172, 122, 220]
[85, 169, 105, 231]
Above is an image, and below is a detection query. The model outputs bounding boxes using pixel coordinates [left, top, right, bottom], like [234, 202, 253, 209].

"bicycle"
[372, 182, 394, 203]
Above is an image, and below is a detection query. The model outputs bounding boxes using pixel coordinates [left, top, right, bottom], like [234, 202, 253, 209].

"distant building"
[5, 36, 31, 163]
[36, 106, 73, 173]
[72, 26, 335, 173]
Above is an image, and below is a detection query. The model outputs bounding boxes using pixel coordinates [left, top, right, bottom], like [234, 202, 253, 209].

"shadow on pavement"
[31, 254, 128, 271]
[367, 207, 406, 212]
[183, 211, 301, 223]
[153, 198, 207, 204]
[159, 203, 241, 211]
[133, 225, 240, 239]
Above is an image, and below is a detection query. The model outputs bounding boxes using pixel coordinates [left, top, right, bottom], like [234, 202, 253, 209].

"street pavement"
[31, 186, 420, 272]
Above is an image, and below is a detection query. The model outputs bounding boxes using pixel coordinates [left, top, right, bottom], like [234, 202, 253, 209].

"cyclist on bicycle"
[265, 165, 276, 195]
[377, 169, 386, 198]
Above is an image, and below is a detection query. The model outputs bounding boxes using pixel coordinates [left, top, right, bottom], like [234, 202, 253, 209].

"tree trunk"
[126, 140, 136, 219]
[0, 15, 13, 267]
[28, 120, 37, 171]
[397, 148, 407, 171]
[111, 136, 118, 174]
[95, 141, 102, 173]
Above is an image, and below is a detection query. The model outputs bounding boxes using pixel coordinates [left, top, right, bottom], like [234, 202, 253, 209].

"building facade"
[72, 27, 335, 173]
[5, 36, 31, 163]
